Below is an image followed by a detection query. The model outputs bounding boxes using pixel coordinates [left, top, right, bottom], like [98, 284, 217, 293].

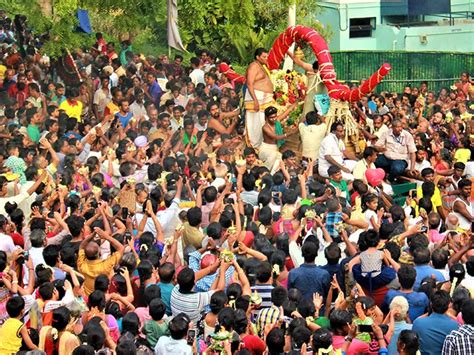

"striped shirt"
[256, 305, 280, 336]
[251, 284, 274, 309]
[170, 286, 214, 323]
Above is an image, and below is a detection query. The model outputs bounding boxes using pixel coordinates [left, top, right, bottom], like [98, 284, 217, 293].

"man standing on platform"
[245, 48, 274, 148]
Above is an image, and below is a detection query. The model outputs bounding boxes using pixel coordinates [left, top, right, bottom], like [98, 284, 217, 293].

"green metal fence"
[328, 51, 474, 93]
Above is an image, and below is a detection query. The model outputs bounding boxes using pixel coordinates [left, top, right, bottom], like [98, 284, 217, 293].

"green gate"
[329, 51, 474, 93]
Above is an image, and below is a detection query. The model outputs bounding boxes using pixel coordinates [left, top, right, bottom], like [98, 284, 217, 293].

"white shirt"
[189, 68, 205, 86]
[0, 232, 16, 254]
[18, 182, 37, 223]
[415, 160, 432, 172]
[318, 133, 345, 177]
[29, 247, 46, 269]
[464, 161, 474, 178]
[364, 210, 378, 230]
[415, 160, 432, 186]
[210, 177, 226, 190]
[298, 123, 327, 160]
[195, 120, 207, 131]
[453, 197, 473, 231]
[129, 101, 147, 118]
[170, 118, 183, 133]
[157, 78, 168, 92]
[0, 191, 29, 216]
[134, 198, 181, 241]
[155, 336, 192, 355]
[109, 72, 118, 88]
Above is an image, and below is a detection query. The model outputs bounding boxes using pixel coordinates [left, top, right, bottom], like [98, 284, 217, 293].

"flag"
[167, 0, 186, 52]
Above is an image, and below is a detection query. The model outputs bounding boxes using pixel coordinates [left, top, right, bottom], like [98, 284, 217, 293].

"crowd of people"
[0, 8, 473, 355]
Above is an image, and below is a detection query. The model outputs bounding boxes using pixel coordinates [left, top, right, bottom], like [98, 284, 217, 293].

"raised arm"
[448, 235, 473, 268]
[27, 170, 47, 195]
[95, 227, 125, 256]
[232, 259, 251, 296]
[79, 229, 97, 250]
[39, 138, 60, 167]
[287, 51, 313, 72]
[119, 267, 134, 303]
[207, 117, 237, 135]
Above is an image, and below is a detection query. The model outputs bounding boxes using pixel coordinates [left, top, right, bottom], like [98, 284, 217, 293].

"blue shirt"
[157, 282, 175, 316]
[414, 265, 445, 291]
[188, 251, 234, 292]
[288, 263, 331, 301]
[148, 81, 162, 107]
[116, 112, 133, 128]
[64, 131, 82, 140]
[383, 289, 429, 322]
[412, 313, 458, 355]
[388, 321, 412, 355]
[321, 263, 340, 278]
[325, 212, 343, 242]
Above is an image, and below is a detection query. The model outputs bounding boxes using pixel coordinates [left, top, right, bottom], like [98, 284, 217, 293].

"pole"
[282, 2, 296, 71]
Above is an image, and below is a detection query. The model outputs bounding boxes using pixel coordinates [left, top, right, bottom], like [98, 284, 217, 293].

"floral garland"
[271, 69, 307, 126]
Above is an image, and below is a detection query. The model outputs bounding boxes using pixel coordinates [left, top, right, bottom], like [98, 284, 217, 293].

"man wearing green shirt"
[328, 165, 352, 205]
[26, 107, 42, 143]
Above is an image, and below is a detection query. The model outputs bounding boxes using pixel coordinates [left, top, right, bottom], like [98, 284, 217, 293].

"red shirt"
[96, 38, 107, 55]
[9, 232, 24, 248]
[242, 334, 266, 355]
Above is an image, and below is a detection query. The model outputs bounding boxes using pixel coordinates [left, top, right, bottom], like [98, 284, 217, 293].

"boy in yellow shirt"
[59, 87, 83, 122]
[0, 296, 38, 353]
[416, 168, 446, 219]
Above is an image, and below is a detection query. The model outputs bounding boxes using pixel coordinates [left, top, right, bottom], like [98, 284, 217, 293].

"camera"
[121, 207, 129, 220]
[358, 324, 373, 333]
[187, 329, 196, 345]
[17, 251, 29, 265]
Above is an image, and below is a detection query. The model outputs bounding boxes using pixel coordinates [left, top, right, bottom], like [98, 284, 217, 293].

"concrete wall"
[316, 0, 474, 52]
[376, 24, 474, 51]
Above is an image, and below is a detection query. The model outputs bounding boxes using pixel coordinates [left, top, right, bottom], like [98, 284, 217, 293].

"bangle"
[377, 337, 384, 341]
[12, 280, 18, 284]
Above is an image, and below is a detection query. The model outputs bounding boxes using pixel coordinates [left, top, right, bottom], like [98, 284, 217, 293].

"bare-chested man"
[245, 48, 274, 148]
[260, 105, 298, 171]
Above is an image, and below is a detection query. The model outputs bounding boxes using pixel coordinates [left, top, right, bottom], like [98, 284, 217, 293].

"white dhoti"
[259, 142, 281, 172]
[341, 160, 357, 181]
[320, 159, 357, 181]
[245, 89, 274, 148]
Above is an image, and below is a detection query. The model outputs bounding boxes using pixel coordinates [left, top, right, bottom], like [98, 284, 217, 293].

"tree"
[176, 0, 332, 64]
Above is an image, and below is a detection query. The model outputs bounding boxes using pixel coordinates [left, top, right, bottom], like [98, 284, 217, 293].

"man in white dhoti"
[319, 121, 358, 181]
[245, 48, 275, 148]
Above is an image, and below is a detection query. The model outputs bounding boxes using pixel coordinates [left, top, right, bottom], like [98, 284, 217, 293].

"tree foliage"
[176, 0, 333, 64]
[0, 0, 332, 64]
